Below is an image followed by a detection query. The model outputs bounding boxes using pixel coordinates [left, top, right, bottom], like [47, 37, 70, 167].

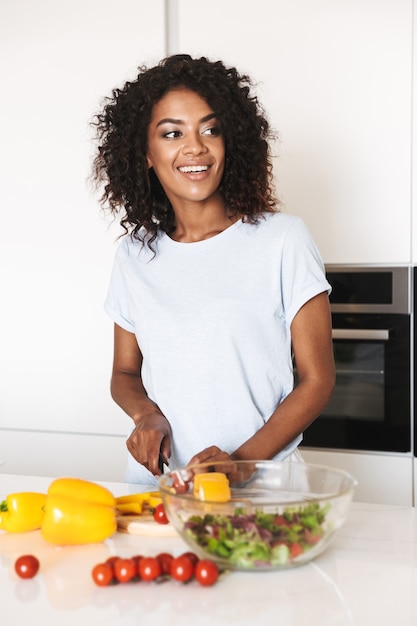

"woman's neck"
[170, 199, 240, 243]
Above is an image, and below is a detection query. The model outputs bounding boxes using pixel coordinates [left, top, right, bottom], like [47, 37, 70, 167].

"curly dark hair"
[91, 54, 279, 248]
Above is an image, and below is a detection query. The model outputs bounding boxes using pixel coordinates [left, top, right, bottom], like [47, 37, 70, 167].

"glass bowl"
[158, 460, 357, 571]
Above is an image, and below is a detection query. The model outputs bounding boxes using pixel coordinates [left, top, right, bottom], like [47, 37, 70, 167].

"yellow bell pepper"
[193, 472, 231, 502]
[40, 477, 116, 545]
[115, 491, 162, 515]
[0, 492, 47, 532]
[116, 501, 144, 515]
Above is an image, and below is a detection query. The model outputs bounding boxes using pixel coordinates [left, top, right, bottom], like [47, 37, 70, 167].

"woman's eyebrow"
[156, 113, 216, 128]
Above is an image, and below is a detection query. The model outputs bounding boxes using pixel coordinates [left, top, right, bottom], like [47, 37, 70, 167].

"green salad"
[184, 502, 330, 568]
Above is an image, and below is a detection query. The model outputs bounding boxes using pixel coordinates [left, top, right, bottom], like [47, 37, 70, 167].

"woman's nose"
[183, 133, 207, 155]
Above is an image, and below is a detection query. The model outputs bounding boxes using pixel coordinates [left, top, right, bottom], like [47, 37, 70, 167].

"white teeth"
[179, 165, 209, 173]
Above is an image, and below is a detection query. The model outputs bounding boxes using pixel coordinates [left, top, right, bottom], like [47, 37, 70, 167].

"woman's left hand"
[187, 446, 232, 467]
[187, 446, 256, 485]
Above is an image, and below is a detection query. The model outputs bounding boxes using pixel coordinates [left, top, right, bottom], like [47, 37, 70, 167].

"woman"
[92, 54, 335, 485]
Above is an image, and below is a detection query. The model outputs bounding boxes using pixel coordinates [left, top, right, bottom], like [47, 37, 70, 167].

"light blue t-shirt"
[105, 212, 330, 484]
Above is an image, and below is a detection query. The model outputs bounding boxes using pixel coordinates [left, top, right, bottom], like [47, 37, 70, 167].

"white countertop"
[1, 473, 416, 626]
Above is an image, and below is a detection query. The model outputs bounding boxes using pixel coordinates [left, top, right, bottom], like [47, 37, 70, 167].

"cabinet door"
[173, 0, 412, 264]
[301, 449, 413, 506]
[0, 1, 165, 434]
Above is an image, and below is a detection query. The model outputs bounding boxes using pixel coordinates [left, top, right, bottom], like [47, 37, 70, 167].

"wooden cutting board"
[116, 513, 178, 536]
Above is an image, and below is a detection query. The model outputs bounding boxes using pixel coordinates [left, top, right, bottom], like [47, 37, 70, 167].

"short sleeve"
[280, 217, 331, 326]
[104, 238, 136, 333]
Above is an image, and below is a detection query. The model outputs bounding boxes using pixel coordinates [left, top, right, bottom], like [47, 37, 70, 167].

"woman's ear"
[146, 155, 153, 169]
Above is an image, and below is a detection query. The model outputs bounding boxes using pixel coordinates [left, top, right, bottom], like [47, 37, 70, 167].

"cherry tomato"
[114, 558, 137, 583]
[91, 562, 114, 587]
[179, 551, 199, 567]
[290, 542, 303, 559]
[304, 530, 322, 545]
[195, 560, 219, 586]
[14, 555, 40, 579]
[130, 554, 144, 576]
[104, 555, 120, 572]
[170, 555, 194, 582]
[153, 503, 169, 525]
[138, 556, 162, 581]
[173, 477, 188, 494]
[156, 552, 174, 575]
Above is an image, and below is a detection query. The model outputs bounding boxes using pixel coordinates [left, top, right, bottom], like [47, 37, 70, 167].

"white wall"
[172, 0, 413, 265]
[0, 0, 166, 478]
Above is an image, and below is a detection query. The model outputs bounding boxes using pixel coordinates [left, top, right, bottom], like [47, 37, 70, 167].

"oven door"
[301, 313, 411, 453]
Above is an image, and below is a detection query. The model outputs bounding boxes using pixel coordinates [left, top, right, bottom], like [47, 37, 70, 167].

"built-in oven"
[300, 265, 413, 454]
[411, 266, 417, 456]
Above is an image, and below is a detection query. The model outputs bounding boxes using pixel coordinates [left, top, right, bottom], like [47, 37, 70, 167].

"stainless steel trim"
[332, 328, 390, 341]
[325, 265, 411, 315]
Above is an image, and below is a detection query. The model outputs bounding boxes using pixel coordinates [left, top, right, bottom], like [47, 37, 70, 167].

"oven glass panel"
[323, 341, 384, 422]
[301, 312, 411, 453]
[328, 272, 392, 305]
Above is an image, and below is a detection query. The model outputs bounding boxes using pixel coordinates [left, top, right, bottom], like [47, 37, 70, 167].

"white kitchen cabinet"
[0, 1, 165, 437]
[301, 448, 414, 506]
[172, 0, 412, 264]
[414, 456, 417, 506]
[0, 430, 127, 482]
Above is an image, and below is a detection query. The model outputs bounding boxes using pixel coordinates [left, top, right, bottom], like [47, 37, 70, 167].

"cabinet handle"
[332, 328, 389, 341]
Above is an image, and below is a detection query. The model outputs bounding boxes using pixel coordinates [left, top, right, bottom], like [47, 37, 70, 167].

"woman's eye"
[163, 130, 181, 139]
[161, 126, 221, 139]
[203, 126, 221, 137]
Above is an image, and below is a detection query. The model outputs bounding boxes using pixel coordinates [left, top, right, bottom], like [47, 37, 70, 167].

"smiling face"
[146, 88, 225, 213]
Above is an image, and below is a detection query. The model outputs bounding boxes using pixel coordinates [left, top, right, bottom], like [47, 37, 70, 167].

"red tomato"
[113, 558, 137, 583]
[156, 552, 174, 575]
[273, 515, 290, 526]
[91, 562, 114, 587]
[173, 477, 188, 494]
[105, 556, 120, 571]
[194, 560, 219, 586]
[153, 503, 169, 525]
[138, 556, 162, 581]
[179, 551, 199, 567]
[170, 555, 195, 582]
[290, 542, 303, 559]
[304, 530, 323, 545]
[15, 555, 40, 579]
[130, 554, 144, 576]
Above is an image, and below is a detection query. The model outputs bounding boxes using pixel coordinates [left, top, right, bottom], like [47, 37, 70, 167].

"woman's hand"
[187, 446, 254, 486]
[127, 407, 172, 476]
[187, 445, 232, 467]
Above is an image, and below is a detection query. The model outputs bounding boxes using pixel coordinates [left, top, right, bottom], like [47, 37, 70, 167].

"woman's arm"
[110, 323, 172, 476]
[188, 291, 335, 465]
